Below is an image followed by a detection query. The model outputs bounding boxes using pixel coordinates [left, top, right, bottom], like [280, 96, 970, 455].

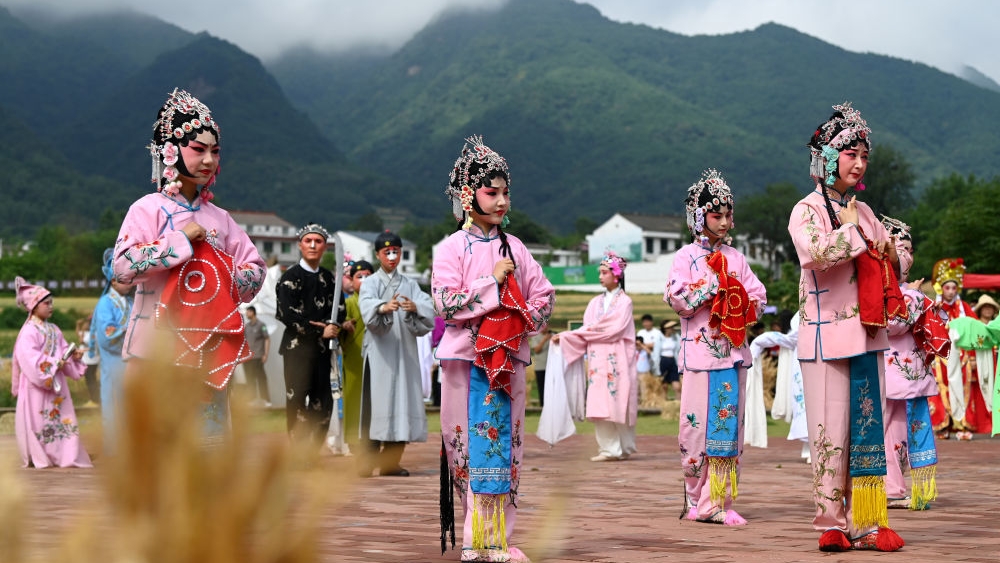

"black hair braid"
[821, 186, 842, 230]
[497, 228, 517, 269]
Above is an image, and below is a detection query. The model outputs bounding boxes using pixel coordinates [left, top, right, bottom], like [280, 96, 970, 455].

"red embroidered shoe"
[852, 527, 905, 551]
[818, 529, 851, 552]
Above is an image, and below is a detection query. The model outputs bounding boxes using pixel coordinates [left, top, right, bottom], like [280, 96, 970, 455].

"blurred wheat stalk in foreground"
[1, 350, 345, 563]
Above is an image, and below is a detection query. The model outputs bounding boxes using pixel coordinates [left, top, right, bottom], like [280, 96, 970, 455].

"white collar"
[299, 258, 320, 273]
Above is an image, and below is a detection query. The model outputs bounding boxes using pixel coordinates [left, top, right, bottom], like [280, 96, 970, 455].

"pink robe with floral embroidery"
[432, 225, 554, 550]
[12, 318, 91, 468]
[112, 191, 266, 361]
[664, 241, 766, 371]
[559, 289, 638, 425]
[884, 286, 939, 399]
[787, 190, 911, 360]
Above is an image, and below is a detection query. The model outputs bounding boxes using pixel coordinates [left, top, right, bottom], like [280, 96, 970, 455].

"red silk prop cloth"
[855, 238, 907, 338]
[706, 251, 757, 348]
[474, 276, 536, 397]
[155, 241, 249, 389]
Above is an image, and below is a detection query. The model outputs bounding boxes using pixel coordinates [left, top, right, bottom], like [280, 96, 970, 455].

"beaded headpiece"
[149, 88, 221, 201]
[296, 222, 330, 241]
[881, 215, 912, 280]
[14, 276, 51, 316]
[808, 102, 871, 188]
[446, 135, 510, 230]
[879, 215, 911, 241]
[600, 250, 627, 280]
[932, 257, 965, 295]
[684, 169, 734, 245]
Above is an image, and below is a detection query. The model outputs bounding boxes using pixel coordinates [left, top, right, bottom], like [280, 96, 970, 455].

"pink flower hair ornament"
[600, 250, 627, 278]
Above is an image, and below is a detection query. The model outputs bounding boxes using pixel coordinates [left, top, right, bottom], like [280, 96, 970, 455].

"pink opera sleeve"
[560, 295, 634, 365]
[788, 201, 867, 272]
[112, 199, 194, 284]
[888, 287, 922, 337]
[222, 214, 266, 302]
[432, 245, 502, 322]
[11, 329, 78, 391]
[664, 246, 719, 318]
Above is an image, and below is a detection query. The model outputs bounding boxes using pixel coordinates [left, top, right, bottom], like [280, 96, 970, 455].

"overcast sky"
[6, 0, 998, 82]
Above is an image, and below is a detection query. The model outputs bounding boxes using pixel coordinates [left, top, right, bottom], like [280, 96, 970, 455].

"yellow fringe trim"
[708, 456, 738, 505]
[910, 465, 938, 510]
[470, 493, 508, 551]
[852, 474, 888, 528]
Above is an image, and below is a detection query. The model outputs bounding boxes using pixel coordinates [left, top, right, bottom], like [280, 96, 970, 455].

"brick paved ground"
[3, 431, 998, 562]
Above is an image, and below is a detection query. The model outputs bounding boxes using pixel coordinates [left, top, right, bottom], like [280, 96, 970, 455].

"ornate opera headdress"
[932, 257, 965, 298]
[149, 88, 221, 201]
[296, 222, 330, 241]
[446, 135, 510, 230]
[880, 215, 911, 241]
[684, 169, 734, 245]
[808, 102, 871, 189]
[600, 250, 627, 290]
[881, 215, 912, 280]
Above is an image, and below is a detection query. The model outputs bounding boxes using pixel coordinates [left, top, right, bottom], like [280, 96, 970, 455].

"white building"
[586, 213, 687, 264]
[229, 211, 300, 265]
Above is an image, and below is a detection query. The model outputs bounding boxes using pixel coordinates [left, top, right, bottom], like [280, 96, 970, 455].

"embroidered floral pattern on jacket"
[694, 326, 732, 359]
[437, 286, 483, 320]
[801, 207, 857, 269]
[124, 240, 180, 275]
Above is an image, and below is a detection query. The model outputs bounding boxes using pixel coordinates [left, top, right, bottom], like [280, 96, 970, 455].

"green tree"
[348, 211, 384, 232]
[910, 175, 1000, 280]
[738, 182, 804, 275]
[904, 174, 984, 280]
[862, 144, 916, 218]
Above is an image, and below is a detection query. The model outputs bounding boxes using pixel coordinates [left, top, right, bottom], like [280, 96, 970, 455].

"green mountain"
[55, 33, 406, 230]
[269, 0, 1000, 230]
[0, 5, 135, 137]
[0, 102, 135, 237]
[11, 6, 196, 68]
[0, 6, 410, 235]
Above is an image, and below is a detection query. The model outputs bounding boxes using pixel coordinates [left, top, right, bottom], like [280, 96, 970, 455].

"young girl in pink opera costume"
[112, 88, 265, 440]
[880, 216, 949, 511]
[788, 102, 910, 552]
[552, 251, 638, 462]
[665, 169, 766, 526]
[11, 277, 92, 468]
[433, 136, 554, 563]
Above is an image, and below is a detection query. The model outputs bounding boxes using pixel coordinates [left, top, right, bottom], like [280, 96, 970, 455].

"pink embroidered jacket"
[884, 285, 939, 399]
[112, 191, 266, 360]
[664, 241, 766, 372]
[432, 226, 554, 365]
[788, 189, 913, 361]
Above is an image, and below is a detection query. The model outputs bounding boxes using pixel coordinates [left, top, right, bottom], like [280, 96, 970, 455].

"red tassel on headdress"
[473, 277, 535, 397]
[705, 251, 757, 348]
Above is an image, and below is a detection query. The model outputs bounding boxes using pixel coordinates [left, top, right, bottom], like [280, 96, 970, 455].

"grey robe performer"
[358, 231, 435, 476]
